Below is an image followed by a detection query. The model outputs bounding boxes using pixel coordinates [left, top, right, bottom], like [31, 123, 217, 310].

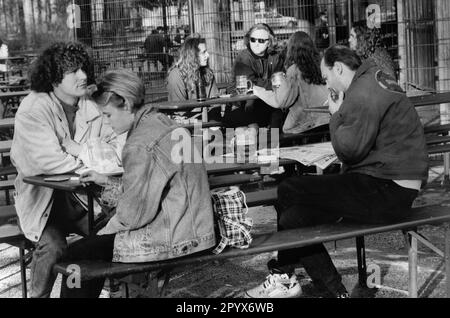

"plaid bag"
[211, 187, 253, 254]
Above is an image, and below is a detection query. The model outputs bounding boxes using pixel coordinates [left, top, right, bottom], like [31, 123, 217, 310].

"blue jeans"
[273, 173, 418, 296]
[30, 190, 88, 298]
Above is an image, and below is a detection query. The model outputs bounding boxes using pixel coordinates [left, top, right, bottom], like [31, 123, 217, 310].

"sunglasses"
[250, 37, 269, 44]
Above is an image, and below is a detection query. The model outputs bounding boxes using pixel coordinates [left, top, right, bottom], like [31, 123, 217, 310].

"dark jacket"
[233, 47, 285, 90]
[232, 46, 285, 120]
[330, 60, 428, 182]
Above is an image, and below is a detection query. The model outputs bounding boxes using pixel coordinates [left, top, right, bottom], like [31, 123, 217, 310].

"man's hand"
[79, 170, 109, 187]
[328, 91, 345, 115]
[62, 138, 82, 157]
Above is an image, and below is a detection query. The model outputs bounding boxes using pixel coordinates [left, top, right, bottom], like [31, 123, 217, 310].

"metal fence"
[1, 0, 449, 113]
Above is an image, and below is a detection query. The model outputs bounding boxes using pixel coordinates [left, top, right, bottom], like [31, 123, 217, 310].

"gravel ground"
[1, 163, 449, 298]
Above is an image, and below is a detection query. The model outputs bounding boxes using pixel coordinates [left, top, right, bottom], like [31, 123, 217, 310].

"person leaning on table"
[166, 35, 219, 102]
[59, 69, 216, 298]
[245, 45, 428, 299]
[253, 31, 330, 135]
[10, 42, 124, 298]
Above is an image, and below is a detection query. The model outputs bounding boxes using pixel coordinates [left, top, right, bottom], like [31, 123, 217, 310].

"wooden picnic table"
[0, 117, 14, 129]
[23, 175, 97, 235]
[0, 140, 12, 153]
[0, 90, 30, 98]
[303, 91, 450, 113]
[150, 94, 258, 111]
[206, 157, 296, 175]
[0, 56, 26, 63]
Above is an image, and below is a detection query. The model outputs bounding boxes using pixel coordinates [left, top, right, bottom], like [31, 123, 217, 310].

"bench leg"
[445, 223, 450, 298]
[443, 153, 450, 186]
[356, 236, 367, 287]
[404, 232, 418, 298]
[19, 247, 27, 298]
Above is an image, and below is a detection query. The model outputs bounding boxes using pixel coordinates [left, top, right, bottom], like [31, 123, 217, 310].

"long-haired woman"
[348, 21, 396, 79]
[166, 36, 218, 101]
[253, 31, 329, 134]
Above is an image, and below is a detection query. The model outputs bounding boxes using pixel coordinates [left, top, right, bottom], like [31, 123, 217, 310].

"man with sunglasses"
[11, 42, 124, 298]
[226, 23, 285, 128]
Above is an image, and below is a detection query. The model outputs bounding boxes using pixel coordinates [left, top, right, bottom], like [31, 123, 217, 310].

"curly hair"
[167, 37, 214, 94]
[352, 21, 384, 59]
[285, 31, 324, 85]
[30, 41, 94, 93]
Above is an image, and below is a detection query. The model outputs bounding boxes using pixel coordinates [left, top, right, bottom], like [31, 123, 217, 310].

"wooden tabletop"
[0, 140, 12, 153]
[149, 94, 258, 111]
[304, 92, 450, 113]
[0, 90, 30, 98]
[0, 56, 26, 62]
[206, 157, 296, 175]
[23, 174, 86, 193]
[0, 118, 14, 129]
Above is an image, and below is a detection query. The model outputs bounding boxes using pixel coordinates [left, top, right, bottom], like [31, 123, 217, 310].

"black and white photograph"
[0, 0, 449, 304]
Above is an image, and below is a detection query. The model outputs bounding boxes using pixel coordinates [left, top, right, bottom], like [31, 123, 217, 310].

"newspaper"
[278, 142, 338, 169]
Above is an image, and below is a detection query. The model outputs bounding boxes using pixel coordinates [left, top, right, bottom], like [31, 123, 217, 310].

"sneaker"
[245, 273, 302, 298]
[336, 292, 350, 298]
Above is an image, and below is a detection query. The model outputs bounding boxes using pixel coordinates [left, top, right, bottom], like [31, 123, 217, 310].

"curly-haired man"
[11, 42, 121, 297]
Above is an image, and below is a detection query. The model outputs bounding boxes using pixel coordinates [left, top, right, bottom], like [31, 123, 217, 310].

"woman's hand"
[79, 170, 109, 187]
[62, 138, 82, 157]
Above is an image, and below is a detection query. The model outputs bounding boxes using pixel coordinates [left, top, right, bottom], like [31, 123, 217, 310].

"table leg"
[88, 193, 94, 235]
[202, 107, 208, 122]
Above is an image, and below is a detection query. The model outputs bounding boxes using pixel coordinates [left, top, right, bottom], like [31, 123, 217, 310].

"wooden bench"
[0, 205, 33, 298]
[53, 189, 450, 298]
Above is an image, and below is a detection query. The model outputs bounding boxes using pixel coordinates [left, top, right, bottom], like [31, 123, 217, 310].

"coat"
[11, 91, 121, 241]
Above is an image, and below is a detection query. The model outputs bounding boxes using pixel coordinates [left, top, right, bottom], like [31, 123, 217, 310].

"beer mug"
[271, 72, 286, 89]
[235, 75, 253, 95]
[196, 81, 207, 101]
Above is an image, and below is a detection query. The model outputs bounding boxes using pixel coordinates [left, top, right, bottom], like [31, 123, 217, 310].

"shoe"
[336, 292, 350, 298]
[245, 272, 302, 298]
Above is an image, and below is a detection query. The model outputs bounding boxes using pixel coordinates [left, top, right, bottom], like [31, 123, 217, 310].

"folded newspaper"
[278, 142, 338, 170]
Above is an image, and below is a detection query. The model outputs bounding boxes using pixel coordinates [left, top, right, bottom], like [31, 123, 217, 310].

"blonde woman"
[60, 69, 215, 298]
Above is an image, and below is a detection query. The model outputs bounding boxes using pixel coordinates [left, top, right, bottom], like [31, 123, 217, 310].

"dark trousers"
[30, 191, 88, 298]
[274, 173, 418, 295]
[60, 234, 115, 298]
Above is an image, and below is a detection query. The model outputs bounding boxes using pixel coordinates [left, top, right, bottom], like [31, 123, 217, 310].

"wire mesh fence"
[0, 0, 449, 107]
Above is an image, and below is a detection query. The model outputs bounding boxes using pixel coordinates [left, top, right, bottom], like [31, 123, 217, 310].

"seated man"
[11, 42, 124, 298]
[246, 45, 428, 298]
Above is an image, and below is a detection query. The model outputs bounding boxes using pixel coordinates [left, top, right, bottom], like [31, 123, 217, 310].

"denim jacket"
[98, 108, 216, 263]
